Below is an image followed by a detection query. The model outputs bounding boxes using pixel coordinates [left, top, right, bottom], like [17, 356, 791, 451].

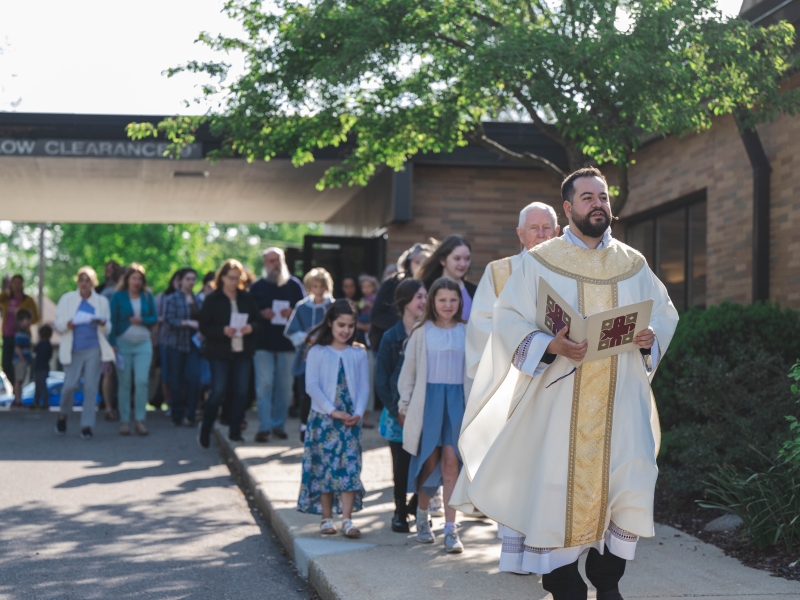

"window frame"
[622, 190, 707, 309]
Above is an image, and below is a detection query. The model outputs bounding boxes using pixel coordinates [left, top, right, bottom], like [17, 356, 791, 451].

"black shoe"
[198, 426, 211, 449]
[80, 427, 93, 440]
[55, 418, 67, 435]
[229, 433, 244, 442]
[597, 589, 624, 600]
[183, 418, 196, 427]
[254, 431, 270, 443]
[172, 419, 183, 427]
[271, 428, 288, 440]
[391, 512, 410, 533]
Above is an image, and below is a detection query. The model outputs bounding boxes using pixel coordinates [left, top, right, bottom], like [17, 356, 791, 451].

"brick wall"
[621, 110, 800, 309]
[620, 114, 754, 306]
[385, 166, 563, 279]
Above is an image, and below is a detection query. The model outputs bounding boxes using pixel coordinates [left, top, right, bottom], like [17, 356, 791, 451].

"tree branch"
[510, 87, 570, 150]
[611, 161, 629, 217]
[467, 126, 565, 179]
[434, 33, 472, 50]
[470, 11, 502, 28]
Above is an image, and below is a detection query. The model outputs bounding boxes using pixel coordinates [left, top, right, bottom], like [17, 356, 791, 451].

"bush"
[654, 302, 800, 430]
[700, 456, 800, 552]
[654, 302, 800, 506]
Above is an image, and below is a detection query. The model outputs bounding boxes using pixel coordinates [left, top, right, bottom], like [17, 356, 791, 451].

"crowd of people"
[1, 167, 678, 599]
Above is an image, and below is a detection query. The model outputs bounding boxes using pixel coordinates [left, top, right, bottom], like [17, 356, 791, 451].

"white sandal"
[342, 518, 361, 538]
[320, 518, 337, 535]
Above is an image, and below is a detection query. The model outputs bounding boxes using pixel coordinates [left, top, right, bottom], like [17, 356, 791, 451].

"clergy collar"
[562, 225, 612, 249]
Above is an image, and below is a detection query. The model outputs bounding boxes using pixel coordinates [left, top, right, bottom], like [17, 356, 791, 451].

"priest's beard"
[266, 265, 290, 287]
[572, 206, 611, 238]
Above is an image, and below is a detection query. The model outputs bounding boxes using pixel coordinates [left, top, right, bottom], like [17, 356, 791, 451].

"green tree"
[130, 0, 799, 213]
[0, 221, 318, 302]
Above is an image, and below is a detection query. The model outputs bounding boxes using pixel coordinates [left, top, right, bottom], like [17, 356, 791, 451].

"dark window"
[624, 194, 707, 310]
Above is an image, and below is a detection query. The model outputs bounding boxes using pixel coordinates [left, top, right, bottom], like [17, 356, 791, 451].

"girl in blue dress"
[397, 277, 467, 554]
[296, 299, 369, 538]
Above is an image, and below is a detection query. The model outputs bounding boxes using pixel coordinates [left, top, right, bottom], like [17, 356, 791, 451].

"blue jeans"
[253, 350, 293, 433]
[167, 345, 201, 423]
[203, 355, 252, 439]
[116, 338, 153, 422]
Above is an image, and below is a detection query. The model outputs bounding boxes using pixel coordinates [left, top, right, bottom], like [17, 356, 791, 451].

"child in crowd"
[398, 277, 467, 554]
[375, 278, 427, 533]
[297, 299, 368, 538]
[356, 275, 379, 335]
[285, 267, 334, 441]
[32, 324, 53, 410]
[12, 309, 33, 407]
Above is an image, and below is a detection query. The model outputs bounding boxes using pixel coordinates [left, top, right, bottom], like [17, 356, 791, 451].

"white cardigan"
[54, 290, 115, 365]
[305, 344, 370, 417]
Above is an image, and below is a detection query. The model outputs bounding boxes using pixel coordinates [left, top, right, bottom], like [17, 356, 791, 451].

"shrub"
[654, 302, 800, 430]
[653, 302, 800, 506]
[700, 456, 800, 552]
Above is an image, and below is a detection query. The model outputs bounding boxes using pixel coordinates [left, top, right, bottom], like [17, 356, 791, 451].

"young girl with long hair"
[397, 277, 467, 553]
[375, 278, 427, 533]
[297, 299, 369, 538]
[417, 236, 475, 320]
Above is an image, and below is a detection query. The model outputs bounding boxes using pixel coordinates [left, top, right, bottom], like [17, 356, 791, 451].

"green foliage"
[779, 362, 800, 464]
[700, 456, 800, 552]
[0, 221, 319, 302]
[653, 302, 800, 505]
[130, 0, 800, 212]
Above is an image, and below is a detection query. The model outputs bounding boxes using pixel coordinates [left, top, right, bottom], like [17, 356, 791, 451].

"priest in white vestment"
[453, 168, 679, 600]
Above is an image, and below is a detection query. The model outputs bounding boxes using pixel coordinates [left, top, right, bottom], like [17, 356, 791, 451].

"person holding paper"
[54, 266, 115, 440]
[452, 167, 679, 600]
[250, 248, 306, 443]
[198, 259, 259, 448]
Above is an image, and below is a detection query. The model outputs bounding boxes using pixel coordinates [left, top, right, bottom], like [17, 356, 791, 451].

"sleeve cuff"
[518, 332, 555, 378]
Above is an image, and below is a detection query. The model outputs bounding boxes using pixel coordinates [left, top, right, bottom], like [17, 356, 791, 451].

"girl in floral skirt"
[296, 299, 369, 538]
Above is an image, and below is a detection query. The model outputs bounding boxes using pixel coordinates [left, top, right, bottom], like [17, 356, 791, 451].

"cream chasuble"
[451, 236, 678, 573]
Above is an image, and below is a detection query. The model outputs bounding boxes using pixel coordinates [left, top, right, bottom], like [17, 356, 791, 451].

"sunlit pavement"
[218, 414, 800, 600]
[0, 409, 315, 600]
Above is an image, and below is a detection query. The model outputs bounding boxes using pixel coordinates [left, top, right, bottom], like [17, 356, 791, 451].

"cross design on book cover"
[598, 313, 638, 351]
[545, 296, 571, 335]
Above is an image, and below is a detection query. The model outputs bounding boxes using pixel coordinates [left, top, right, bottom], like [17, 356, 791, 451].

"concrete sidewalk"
[215, 414, 800, 600]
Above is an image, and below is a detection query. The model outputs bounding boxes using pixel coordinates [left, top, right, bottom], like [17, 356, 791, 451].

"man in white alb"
[465, 202, 561, 381]
[453, 168, 679, 599]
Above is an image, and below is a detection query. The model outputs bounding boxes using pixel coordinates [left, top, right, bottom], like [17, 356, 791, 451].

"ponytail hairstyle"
[409, 277, 463, 338]
[307, 299, 359, 348]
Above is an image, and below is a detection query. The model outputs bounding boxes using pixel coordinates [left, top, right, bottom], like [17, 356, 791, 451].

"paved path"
[0, 409, 316, 600]
[220, 416, 800, 600]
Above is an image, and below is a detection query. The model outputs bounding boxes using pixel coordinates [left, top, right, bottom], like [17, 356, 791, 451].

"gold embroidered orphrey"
[530, 237, 644, 547]
[490, 257, 514, 297]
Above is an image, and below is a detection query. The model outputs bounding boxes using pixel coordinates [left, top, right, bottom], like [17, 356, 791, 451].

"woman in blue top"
[284, 267, 334, 439]
[375, 278, 427, 533]
[109, 263, 157, 436]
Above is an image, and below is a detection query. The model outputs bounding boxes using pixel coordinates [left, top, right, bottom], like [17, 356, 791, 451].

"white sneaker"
[429, 489, 445, 517]
[445, 531, 464, 553]
[416, 518, 435, 543]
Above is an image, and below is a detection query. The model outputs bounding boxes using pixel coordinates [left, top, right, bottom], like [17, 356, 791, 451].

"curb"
[213, 428, 368, 600]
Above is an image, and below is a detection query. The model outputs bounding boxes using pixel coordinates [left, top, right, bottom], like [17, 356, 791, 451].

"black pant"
[2, 336, 15, 385]
[389, 441, 418, 517]
[541, 546, 626, 600]
[203, 356, 252, 439]
[297, 374, 311, 425]
[33, 369, 49, 407]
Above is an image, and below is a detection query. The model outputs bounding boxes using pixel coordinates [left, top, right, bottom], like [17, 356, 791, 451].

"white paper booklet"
[535, 277, 653, 367]
[72, 310, 98, 326]
[229, 312, 249, 335]
[270, 300, 291, 325]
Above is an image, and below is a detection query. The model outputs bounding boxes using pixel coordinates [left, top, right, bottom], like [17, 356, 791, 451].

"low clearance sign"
[0, 138, 203, 159]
